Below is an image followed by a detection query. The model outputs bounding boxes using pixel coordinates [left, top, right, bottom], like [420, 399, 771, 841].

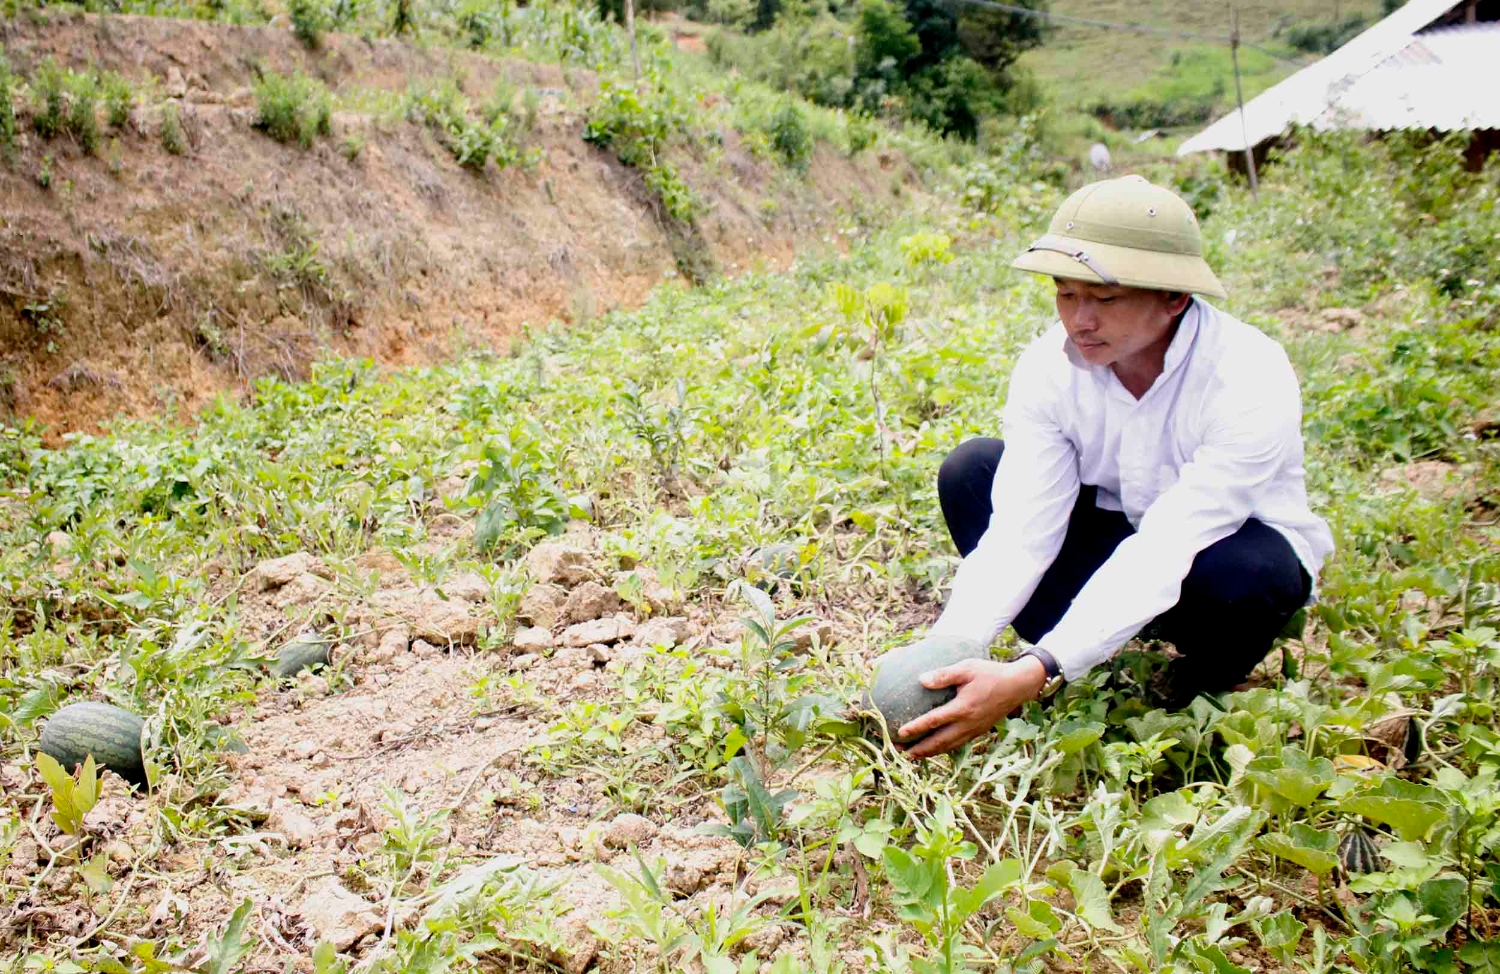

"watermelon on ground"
[39, 701, 146, 786]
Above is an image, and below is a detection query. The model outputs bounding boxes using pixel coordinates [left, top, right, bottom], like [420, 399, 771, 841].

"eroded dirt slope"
[0, 12, 916, 438]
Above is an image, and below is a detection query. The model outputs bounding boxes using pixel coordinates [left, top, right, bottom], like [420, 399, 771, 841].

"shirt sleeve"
[928, 343, 1080, 647]
[1036, 358, 1304, 682]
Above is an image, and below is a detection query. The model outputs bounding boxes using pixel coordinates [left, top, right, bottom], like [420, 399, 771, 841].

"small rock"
[164, 66, 187, 99]
[1319, 307, 1365, 330]
[524, 543, 595, 587]
[562, 615, 634, 648]
[792, 620, 837, 654]
[227, 85, 254, 107]
[254, 552, 324, 590]
[310, 751, 331, 768]
[565, 670, 596, 693]
[372, 589, 482, 645]
[562, 581, 621, 624]
[512, 653, 541, 671]
[588, 644, 612, 665]
[412, 638, 440, 658]
[298, 876, 382, 950]
[604, 813, 657, 849]
[275, 573, 332, 608]
[742, 923, 786, 954]
[300, 673, 331, 696]
[269, 801, 319, 850]
[354, 550, 404, 575]
[82, 795, 133, 836]
[632, 616, 692, 648]
[373, 626, 410, 663]
[442, 572, 490, 603]
[513, 626, 553, 652]
[517, 583, 567, 629]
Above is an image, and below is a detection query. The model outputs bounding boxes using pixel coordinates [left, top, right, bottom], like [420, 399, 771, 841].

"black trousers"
[938, 437, 1311, 700]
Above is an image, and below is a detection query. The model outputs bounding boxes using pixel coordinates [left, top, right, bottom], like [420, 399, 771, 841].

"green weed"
[160, 102, 187, 155]
[100, 71, 133, 127]
[253, 70, 333, 147]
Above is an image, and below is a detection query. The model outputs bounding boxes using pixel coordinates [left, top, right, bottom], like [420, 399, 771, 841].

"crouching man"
[901, 175, 1334, 759]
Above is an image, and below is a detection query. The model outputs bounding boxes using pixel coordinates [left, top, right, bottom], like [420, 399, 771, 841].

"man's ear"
[1166, 290, 1192, 315]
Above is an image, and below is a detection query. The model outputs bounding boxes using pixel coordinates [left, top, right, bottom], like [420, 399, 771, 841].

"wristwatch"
[1019, 647, 1065, 700]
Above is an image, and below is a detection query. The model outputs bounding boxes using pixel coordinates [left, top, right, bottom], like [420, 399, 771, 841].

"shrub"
[0, 56, 16, 157]
[1284, 15, 1367, 55]
[843, 111, 878, 156]
[64, 72, 100, 154]
[767, 101, 811, 170]
[32, 59, 65, 140]
[101, 71, 133, 127]
[409, 79, 518, 171]
[289, 0, 330, 47]
[161, 103, 187, 154]
[253, 70, 333, 147]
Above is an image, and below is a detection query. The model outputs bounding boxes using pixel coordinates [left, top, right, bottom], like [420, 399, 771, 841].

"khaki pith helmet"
[1012, 175, 1228, 300]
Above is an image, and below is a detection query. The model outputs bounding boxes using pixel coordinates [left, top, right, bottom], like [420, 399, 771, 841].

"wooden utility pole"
[625, 0, 641, 84]
[1230, 7, 1259, 199]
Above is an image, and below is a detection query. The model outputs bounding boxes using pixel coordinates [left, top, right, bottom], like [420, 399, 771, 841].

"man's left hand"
[898, 656, 1049, 759]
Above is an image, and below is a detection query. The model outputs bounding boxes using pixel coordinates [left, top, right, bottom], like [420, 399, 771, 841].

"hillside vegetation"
[2, 112, 1500, 973]
[0, 6, 924, 438]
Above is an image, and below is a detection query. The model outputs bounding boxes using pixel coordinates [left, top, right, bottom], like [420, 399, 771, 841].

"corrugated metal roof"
[1310, 24, 1500, 131]
[1177, 0, 1471, 154]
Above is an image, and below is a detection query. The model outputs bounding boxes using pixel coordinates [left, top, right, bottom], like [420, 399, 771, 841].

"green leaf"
[1068, 868, 1121, 933]
[1006, 902, 1053, 940]
[205, 898, 255, 974]
[1339, 794, 1446, 841]
[1253, 911, 1306, 953]
[78, 852, 113, 895]
[1418, 876, 1468, 930]
[1257, 824, 1339, 876]
[1054, 720, 1105, 755]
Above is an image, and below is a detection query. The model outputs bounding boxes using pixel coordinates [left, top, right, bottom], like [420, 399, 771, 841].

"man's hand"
[897, 655, 1049, 759]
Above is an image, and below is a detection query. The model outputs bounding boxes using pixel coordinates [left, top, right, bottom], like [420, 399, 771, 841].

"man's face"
[1054, 279, 1191, 368]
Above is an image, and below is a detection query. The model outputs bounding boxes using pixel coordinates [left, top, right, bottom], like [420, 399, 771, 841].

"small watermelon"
[1339, 828, 1381, 876]
[272, 637, 331, 679]
[40, 702, 146, 786]
[862, 636, 991, 744]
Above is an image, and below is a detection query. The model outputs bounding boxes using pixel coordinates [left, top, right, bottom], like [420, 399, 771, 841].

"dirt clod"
[254, 552, 325, 590]
[297, 877, 383, 951]
[603, 813, 657, 849]
[524, 543, 596, 587]
[518, 583, 568, 629]
[563, 580, 621, 624]
[563, 615, 634, 647]
[513, 626, 553, 652]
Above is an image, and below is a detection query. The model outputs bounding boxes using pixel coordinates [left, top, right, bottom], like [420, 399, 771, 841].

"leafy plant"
[101, 71, 133, 127]
[467, 423, 578, 554]
[253, 70, 333, 147]
[35, 751, 99, 840]
[161, 102, 187, 155]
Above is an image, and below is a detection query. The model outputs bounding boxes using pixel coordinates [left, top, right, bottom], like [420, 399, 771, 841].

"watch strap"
[1020, 647, 1065, 700]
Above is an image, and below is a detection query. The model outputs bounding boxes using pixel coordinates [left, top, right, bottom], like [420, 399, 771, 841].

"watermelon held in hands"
[861, 635, 991, 744]
[39, 702, 147, 787]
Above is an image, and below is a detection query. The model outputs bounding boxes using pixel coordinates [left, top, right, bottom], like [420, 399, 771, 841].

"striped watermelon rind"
[39, 702, 146, 785]
[1339, 828, 1381, 876]
[272, 639, 331, 678]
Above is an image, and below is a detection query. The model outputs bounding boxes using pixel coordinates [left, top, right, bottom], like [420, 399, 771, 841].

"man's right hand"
[897, 655, 1049, 759]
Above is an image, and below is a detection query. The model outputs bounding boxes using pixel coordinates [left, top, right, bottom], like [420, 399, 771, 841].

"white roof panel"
[1177, 0, 1473, 154]
[1311, 24, 1500, 132]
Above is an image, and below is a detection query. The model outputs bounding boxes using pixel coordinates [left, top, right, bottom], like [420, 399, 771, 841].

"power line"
[937, 0, 1311, 66]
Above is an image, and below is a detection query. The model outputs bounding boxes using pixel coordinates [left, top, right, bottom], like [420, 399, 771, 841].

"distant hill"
[1016, 0, 1387, 126]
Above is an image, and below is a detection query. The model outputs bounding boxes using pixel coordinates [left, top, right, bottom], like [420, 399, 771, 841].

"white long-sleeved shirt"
[929, 298, 1335, 682]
